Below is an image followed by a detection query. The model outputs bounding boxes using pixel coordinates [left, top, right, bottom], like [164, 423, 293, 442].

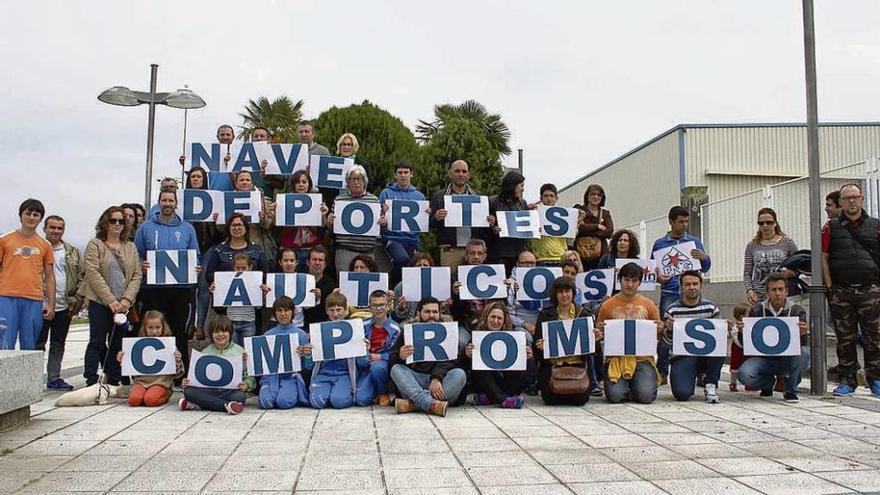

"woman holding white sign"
[326, 165, 391, 274]
[278, 170, 327, 273]
[205, 214, 270, 285]
[532, 277, 594, 405]
[180, 316, 256, 414]
[488, 171, 531, 276]
[743, 207, 798, 305]
[80, 206, 142, 387]
[233, 170, 277, 267]
[116, 310, 182, 407]
[466, 302, 530, 408]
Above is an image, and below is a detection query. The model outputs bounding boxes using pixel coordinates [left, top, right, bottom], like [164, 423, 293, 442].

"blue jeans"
[184, 386, 246, 412]
[604, 361, 658, 404]
[386, 241, 416, 286]
[0, 296, 44, 350]
[655, 292, 679, 376]
[670, 355, 725, 401]
[390, 364, 467, 412]
[355, 360, 390, 406]
[231, 320, 256, 347]
[738, 346, 810, 394]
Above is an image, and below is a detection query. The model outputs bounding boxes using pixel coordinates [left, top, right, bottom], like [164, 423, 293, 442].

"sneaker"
[704, 384, 720, 404]
[224, 401, 244, 415]
[428, 401, 448, 417]
[870, 380, 880, 397]
[473, 393, 491, 406]
[500, 396, 525, 409]
[178, 397, 200, 411]
[783, 391, 799, 403]
[728, 383, 739, 392]
[589, 386, 604, 397]
[46, 379, 74, 391]
[760, 389, 773, 397]
[395, 398, 417, 414]
[832, 383, 856, 397]
[376, 394, 392, 407]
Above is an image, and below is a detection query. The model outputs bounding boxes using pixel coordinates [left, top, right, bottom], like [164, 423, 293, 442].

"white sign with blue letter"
[275, 193, 323, 227]
[309, 319, 367, 361]
[387, 200, 429, 233]
[576, 269, 615, 301]
[245, 334, 301, 376]
[672, 318, 728, 357]
[403, 322, 459, 364]
[444, 195, 490, 228]
[338, 271, 389, 307]
[538, 206, 579, 238]
[121, 337, 177, 376]
[178, 189, 223, 223]
[265, 273, 316, 308]
[498, 210, 541, 239]
[401, 267, 451, 301]
[310, 156, 354, 190]
[542, 318, 595, 359]
[614, 258, 658, 291]
[213, 271, 265, 307]
[257, 143, 309, 175]
[457, 264, 507, 300]
[603, 319, 657, 356]
[146, 250, 198, 285]
[472, 331, 527, 371]
[187, 349, 242, 389]
[743, 317, 801, 357]
[514, 266, 562, 301]
[334, 200, 381, 237]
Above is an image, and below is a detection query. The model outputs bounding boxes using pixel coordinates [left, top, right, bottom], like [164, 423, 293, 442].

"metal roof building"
[557, 122, 880, 228]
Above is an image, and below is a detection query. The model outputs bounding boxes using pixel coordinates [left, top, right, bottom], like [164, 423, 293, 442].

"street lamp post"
[98, 64, 206, 207]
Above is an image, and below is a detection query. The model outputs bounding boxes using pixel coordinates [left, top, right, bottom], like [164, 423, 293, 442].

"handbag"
[548, 365, 590, 395]
[576, 208, 605, 261]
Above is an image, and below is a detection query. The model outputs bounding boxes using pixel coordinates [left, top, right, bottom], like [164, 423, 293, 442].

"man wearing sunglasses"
[822, 183, 880, 397]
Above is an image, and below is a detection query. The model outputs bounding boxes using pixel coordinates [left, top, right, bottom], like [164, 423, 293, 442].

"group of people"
[1, 119, 878, 417]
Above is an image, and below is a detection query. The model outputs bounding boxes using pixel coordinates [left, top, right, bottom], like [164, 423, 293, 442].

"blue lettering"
[281, 194, 313, 226]
[465, 265, 500, 299]
[130, 337, 166, 375]
[191, 143, 221, 171]
[479, 332, 518, 369]
[182, 190, 214, 222]
[272, 273, 307, 305]
[543, 207, 569, 236]
[319, 321, 354, 360]
[270, 144, 305, 174]
[154, 250, 188, 285]
[546, 318, 592, 358]
[683, 319, 717, 355]
[450, 195, 480, 227]
[224, 191, 254, 219]
[583, 270, 609, 300]
[411, 323, 449, 362]
[340, 202, 375, 235]
[250, 335, 294, 375]
[194, 355, 234, 387]
[232, 143, 260, 172]
[348, 272, 381, 307]
[624, 320, 637, 356]
[317, 157, 346, 189]
[751, 318, 791, 355]
[522, 267, 555, 300]
[505, 211, 533, 238]
[223, 274, 253, 306]
[420, 267, 432, 299]
[391, 200, 420, 232]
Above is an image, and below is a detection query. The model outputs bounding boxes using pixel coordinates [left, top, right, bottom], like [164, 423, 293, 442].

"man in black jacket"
[430, 160, 492, 273]
[389, 297, 467, 416]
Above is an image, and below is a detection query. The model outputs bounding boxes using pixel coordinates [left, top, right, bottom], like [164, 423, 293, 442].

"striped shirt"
[333, 191, 381, 253]
[662, 297, 720, 346]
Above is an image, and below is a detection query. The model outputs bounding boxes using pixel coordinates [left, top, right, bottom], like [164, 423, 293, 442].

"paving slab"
[734, 472, 853, 495]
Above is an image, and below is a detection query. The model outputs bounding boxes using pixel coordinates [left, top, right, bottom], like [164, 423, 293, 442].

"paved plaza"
[1, 326, 879, 494]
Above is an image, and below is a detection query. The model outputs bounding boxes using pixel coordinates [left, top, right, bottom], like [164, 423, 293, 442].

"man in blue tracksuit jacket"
[379, 160, 426, 286]
[258, 297, 314, 409]
[356, 290, 401, 406]
[650, 205, 711, 380]
[134, 188, 200, 375]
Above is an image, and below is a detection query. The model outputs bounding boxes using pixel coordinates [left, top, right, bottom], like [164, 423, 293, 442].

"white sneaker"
[704, 383, 720, 404]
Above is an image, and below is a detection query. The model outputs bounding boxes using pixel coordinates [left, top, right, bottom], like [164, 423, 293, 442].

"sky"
[1, 0, 878, 248]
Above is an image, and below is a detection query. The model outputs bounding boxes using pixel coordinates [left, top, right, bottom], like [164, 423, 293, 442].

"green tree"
[416, 100, 512, 157]
[313, 100, 421, 193]
[419, 117, 505, 197]
[238, 96, 304, 142]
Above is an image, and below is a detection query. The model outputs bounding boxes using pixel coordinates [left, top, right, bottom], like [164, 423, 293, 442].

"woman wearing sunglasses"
[79, 206, 142, 386]
[743, 207, 799, 305]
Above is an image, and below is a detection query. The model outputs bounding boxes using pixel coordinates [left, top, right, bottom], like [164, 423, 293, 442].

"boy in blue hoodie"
[356, 290, 400, 406]
[379, 161, 426, 286]
[134, 188, 200, 375]
[309, 292, 369, 409]
[258, 296, 314, 409]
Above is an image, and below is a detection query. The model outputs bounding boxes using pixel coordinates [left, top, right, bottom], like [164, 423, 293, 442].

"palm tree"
[238, 96, 304, 142]
[416, 100, 512, 156]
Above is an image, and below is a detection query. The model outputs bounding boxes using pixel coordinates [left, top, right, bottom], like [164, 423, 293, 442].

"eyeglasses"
[230, 223, 245, 229]
[841, 195, 862, 202]
[757, 221, 775, 226]
[369, 303, 388, 309]
[108, 218, 125, 225]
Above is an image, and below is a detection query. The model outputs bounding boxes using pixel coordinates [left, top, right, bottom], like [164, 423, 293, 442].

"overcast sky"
[1, 0, 878, 247]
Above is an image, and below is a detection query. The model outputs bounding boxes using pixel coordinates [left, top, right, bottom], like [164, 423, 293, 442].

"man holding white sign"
[665, 271, 725, 403]
[595, 263, 663, 404]
[737, 273, 809, 402]
[253, 297, 314, 410]
[379, 161, 429, 286]
[390, 297, 467, 416]
[533, 183, 581, 266]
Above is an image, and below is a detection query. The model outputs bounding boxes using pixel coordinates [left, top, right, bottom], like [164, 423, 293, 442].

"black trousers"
[139, 286, 193, 373]
[472, 370, 526, 404]
[83, 302, 124, 385]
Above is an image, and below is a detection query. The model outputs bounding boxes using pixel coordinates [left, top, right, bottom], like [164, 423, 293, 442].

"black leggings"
[537, 364, 591, 406]
[472, 370, 525, 404]
[138, 287, 193, 373]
